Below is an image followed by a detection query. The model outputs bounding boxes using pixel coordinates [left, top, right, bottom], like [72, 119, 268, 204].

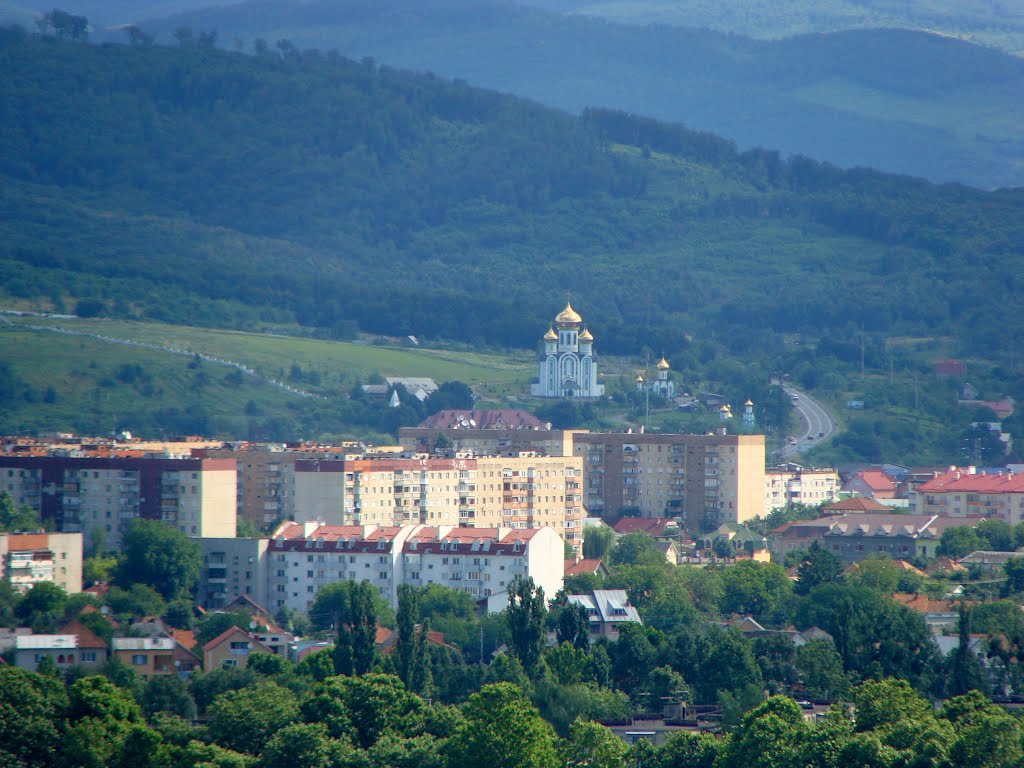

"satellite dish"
[249, 621, 257, 630]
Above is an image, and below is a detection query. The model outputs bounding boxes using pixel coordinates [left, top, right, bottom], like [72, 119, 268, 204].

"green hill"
[1, 29, 1024, 461]
[134, 0, 1024, 189]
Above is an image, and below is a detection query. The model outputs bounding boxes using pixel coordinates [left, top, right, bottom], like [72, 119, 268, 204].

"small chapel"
[530, 303, 605, 398]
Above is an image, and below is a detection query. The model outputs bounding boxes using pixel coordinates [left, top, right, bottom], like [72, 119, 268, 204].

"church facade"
[530, 303, 605, 398]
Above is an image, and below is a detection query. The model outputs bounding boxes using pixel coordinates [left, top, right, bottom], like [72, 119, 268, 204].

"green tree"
[446, 683, 558, 768]
[719, 560, 792, 620]
[142, 674, 196, 720]
[302, 673, 423, 750]
[717, 696, 806, 768]
[15, 581, 67, 630]
[256, 722, 358, 768]
[395, 584, 431, 695]
[844, 556, 902, 594]
[937, 527, 983, 559]
[582, 526, 615, 561]
[794, 541, 842, 596]
[1003, 556, 1024, 594]
[206, 680, 300, 755]
[610, 532, 665, 567]
[609, 622, 656, 697]
[795, 639, 848, 699]
[116, 519, 201, 600]
[555, 601, 591, 650]
[0, 491, 41, 532]
[561, 719, 629, 768]
[333, 581, 379, 676]
[657, 731, 719, 768]
[104, 583, 166, 619]
[507, 577, 547, 677]
[945, 607, 988, 697]
[0, 666, 68, 767]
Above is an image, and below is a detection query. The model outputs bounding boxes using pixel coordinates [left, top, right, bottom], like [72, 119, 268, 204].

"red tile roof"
[564, 558, 605, 576]
[853, 470, 897, 492]
[59, 619, 107, 649]
[918, 469, 1024, 494]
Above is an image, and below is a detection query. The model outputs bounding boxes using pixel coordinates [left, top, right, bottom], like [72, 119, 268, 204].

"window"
[132, 654, 147, 665]
[81, 651, 97, 663]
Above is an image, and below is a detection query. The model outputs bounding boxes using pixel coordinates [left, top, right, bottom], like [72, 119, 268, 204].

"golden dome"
[745, 399, 754, 406]
[544, 327, 558, 342]
[554, 302, 582, 326]
[579, 328, 594, 343]
[656, 356, 670, 371]
[635, 374, 645, 383]
[720, 404, 732, 412]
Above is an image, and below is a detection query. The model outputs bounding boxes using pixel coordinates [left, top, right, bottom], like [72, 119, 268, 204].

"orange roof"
[171, 629, 198, 650]
[853, 470, 897, 492]
[612, 518, 673, 537]
[565, 558, 604, 576]
[203, 625, 251, 653]
[59, 618, 107, 649]
[5, 534, 49, 550]
[891, 593, 973, 613]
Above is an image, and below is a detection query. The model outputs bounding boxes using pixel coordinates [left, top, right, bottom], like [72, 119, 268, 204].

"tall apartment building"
[265, 522, 563, 614]
[0, 456, 236, 549]
[910, 467, 1024, 522]
[764, 465, 840, 514]
[197, 444, 364, 531]
[0, 532, 82, 593]
[198, 537, 271, 610]
[293, 453, 585, 548]
[398, 427, 766, 531]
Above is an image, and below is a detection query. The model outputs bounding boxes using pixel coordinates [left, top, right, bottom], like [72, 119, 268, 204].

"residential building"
[111, 637, 176, 679]
[567, 589, 641, 642]
[419, 410, 545, 430]
[699, 523, 771, 561]
[564, 557, 609, 579]
[0, 532, 82, 593]
[0, 455, 236, 549]
[911, 467, 1024, 522]
[530, 303, 604, 398]
[611, 517, 679, 538]
[821, 497, 891, 514]
[769, 513, 973, 565]
[14, 634, 81, 671]
[764, 466, 840, 513]
[398, 428, 767, 531]
[197, 537, 270, 610]
[958, 550, 1023, 573]
[265, 523, 564, 614]
[292, 453, 584, 548]
[843, 469, 898, 499]
[203, 626, 275, 670]
[572, 432, 765, 529]
[58, 619, 108, 667]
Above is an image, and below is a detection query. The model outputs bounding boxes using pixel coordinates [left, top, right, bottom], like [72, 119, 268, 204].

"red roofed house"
[564, 558, 610, 579]
[843, 469, 898, 499]
[57, 619, 108, 668]
[911, 467, 1024, 522]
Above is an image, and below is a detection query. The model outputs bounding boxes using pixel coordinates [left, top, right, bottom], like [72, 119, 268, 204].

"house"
[13, 634, 80, 671]
[112, 637, 176, 679]
[611, 518, 678, 539]
[821, 497, 891, 514]
[700, 523, 770, 562]
[384, 377, 438, 402]
[911, 468, 1024, 521]
[958, 550, 1023, 574]
[567, 589, 642, 642]
[891, 593, 970, 632]
[843, 470, 898, 500]
[564, 558, 610, 579]
[419, 410, 544, 430]
[203, 626, 275, 670]
[58, 619, 107, 668]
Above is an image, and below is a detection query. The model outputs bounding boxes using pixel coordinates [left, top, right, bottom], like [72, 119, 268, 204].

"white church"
[530, 303, 605, 399]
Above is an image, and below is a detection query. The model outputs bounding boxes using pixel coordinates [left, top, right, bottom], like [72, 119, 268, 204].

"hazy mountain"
[527, 0, 1024, 55]
[131, 0, 1024, 189]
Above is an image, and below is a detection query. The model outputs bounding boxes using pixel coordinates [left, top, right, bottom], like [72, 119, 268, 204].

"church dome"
[555, 302, 582, 327]
[745, 399, 754, 406]
[544, 327, 558, 342]
[579, 328, 594, 343]
[657, 356, 670, 371]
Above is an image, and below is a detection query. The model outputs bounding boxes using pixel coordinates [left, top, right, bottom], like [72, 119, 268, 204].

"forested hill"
[135, 0, 1024, 189]
[1, 28, 1024, 364]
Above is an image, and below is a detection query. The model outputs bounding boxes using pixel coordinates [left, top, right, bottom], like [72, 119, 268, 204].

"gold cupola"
[554, 302, 583, 327]
[579, 328, 594, 343]
[544, 327, 558, 342]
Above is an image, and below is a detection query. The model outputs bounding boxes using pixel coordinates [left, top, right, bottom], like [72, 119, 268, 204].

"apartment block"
[572, 432, 765, 531]
[0, 456, 236, 549]
[197, 537, 270, 610]
[911, 467, 1024, 522]
[399, 427, 766, 532]
[0, 532, 82, 593]
[293, 453, 584, 547]
[264, 523, 563, 615]
[764, 466, 840, 513]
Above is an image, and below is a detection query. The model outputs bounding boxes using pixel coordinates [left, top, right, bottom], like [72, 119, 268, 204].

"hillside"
[131, 0, 1024, 189]
[528, 0, 1024, 55]
[1, 30, 1024, 460]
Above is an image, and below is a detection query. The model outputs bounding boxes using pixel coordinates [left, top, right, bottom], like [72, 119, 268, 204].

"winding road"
[780, 383, 837, 459]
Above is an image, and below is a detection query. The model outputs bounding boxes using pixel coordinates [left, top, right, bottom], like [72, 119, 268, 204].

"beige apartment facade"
[293, 453, 585, 548]
[0, 532, 82, 593]
[764, 466, 840, 514]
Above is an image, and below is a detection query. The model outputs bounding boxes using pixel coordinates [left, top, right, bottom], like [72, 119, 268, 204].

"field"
[0, 315, 536, 438]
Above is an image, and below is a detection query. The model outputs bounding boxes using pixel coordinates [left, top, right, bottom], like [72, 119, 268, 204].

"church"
[530, 303, 605, 398]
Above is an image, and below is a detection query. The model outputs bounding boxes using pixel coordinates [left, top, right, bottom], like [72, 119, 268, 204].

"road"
[780, 383, 837, 459]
